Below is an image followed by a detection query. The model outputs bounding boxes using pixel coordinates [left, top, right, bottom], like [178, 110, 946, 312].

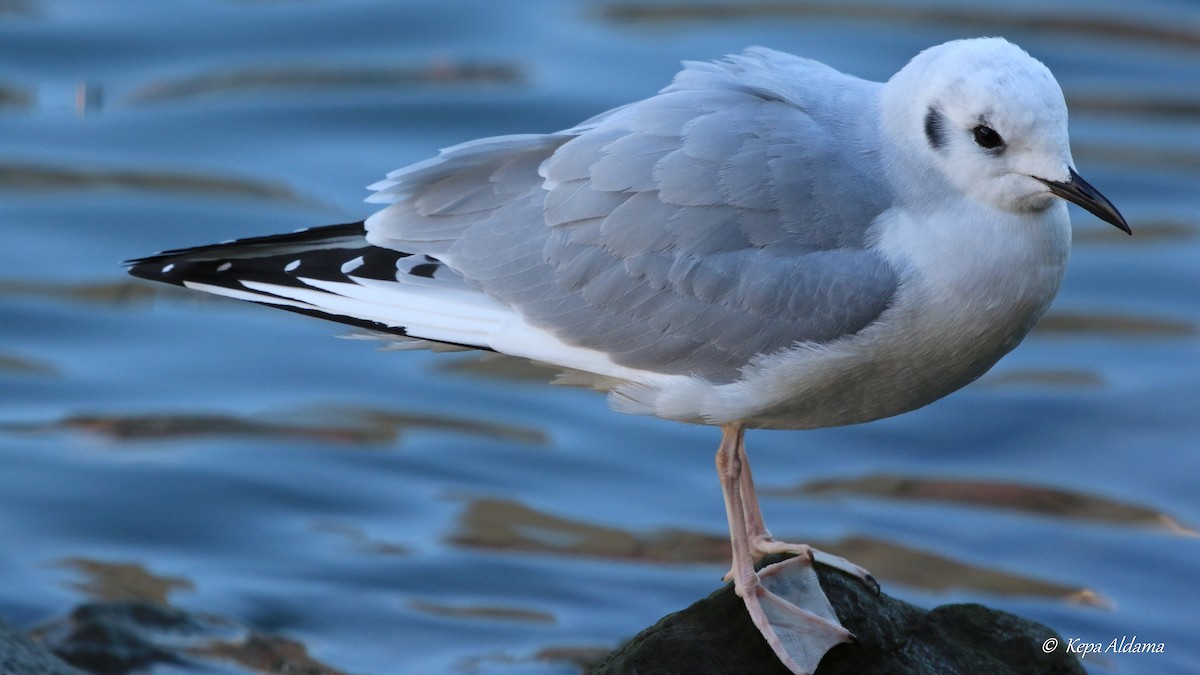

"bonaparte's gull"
[128, 37, 1129, 674]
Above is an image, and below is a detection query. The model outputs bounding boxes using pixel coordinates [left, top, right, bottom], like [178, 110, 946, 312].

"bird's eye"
[972, 125, 1005, 150]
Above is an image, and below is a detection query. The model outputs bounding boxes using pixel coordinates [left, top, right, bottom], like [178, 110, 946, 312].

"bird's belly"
[729, 271, 1059, 430]
[623, 208, 1070, 429]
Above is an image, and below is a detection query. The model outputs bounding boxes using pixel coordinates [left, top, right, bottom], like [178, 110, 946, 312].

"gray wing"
[366, 47, 898, 383]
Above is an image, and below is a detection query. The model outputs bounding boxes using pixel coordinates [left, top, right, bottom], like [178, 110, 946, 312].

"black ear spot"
[924, 108, 947, 151]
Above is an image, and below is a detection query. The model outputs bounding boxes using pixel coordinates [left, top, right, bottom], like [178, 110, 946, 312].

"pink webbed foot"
[734, 551, 853, 674]
[741, 538, 879, 595]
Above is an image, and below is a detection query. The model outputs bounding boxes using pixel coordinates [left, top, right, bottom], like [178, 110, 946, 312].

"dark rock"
[591, 556, 1085, 674]
[0, 618, 86, 675]
[34, 602, 198, 674]
[25, 601, 346, 675]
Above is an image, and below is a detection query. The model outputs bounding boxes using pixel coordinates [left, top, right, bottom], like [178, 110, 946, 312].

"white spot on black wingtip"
[396, 254, 444, 279]
[341, 256, 365, 275]
[217, 262, 232, 272]
[162, 263, 175, 273]
[285, 259, 301, 273]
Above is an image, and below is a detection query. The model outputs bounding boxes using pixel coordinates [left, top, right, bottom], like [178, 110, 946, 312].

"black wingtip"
[125, 221, 372, 285]
[126, 220, 368, 268]
[125, 219, 497, 354]
[125, 255, 182, 285]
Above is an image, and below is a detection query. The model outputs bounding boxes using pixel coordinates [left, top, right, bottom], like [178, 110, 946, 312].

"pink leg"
[716, 424, 851, 675]
[732, 437, 877, 591]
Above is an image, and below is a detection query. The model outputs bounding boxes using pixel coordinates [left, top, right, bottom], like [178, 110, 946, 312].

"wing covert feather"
[366, 47, 898, 382]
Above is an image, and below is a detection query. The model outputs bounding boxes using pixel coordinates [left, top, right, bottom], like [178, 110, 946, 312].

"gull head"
[884, 37, 1129, 233]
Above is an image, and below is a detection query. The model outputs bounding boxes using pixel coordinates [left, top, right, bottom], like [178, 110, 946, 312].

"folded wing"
[365, 47, 900, 382]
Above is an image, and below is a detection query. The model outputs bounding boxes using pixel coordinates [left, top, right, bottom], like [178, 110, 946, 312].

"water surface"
[1, 1, 1198, 673]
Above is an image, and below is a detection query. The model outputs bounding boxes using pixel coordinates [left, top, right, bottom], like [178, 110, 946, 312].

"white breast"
[619, 201, 1071, 429]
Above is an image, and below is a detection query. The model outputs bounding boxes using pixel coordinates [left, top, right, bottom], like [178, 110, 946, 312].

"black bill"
[1036, 168, 1131, 235]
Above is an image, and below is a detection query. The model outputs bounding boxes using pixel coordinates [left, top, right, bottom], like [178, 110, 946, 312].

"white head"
[882, 38, 1128, 232]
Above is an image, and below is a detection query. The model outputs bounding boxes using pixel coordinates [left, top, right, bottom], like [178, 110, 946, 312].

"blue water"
[2, 1, 1199, 673]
